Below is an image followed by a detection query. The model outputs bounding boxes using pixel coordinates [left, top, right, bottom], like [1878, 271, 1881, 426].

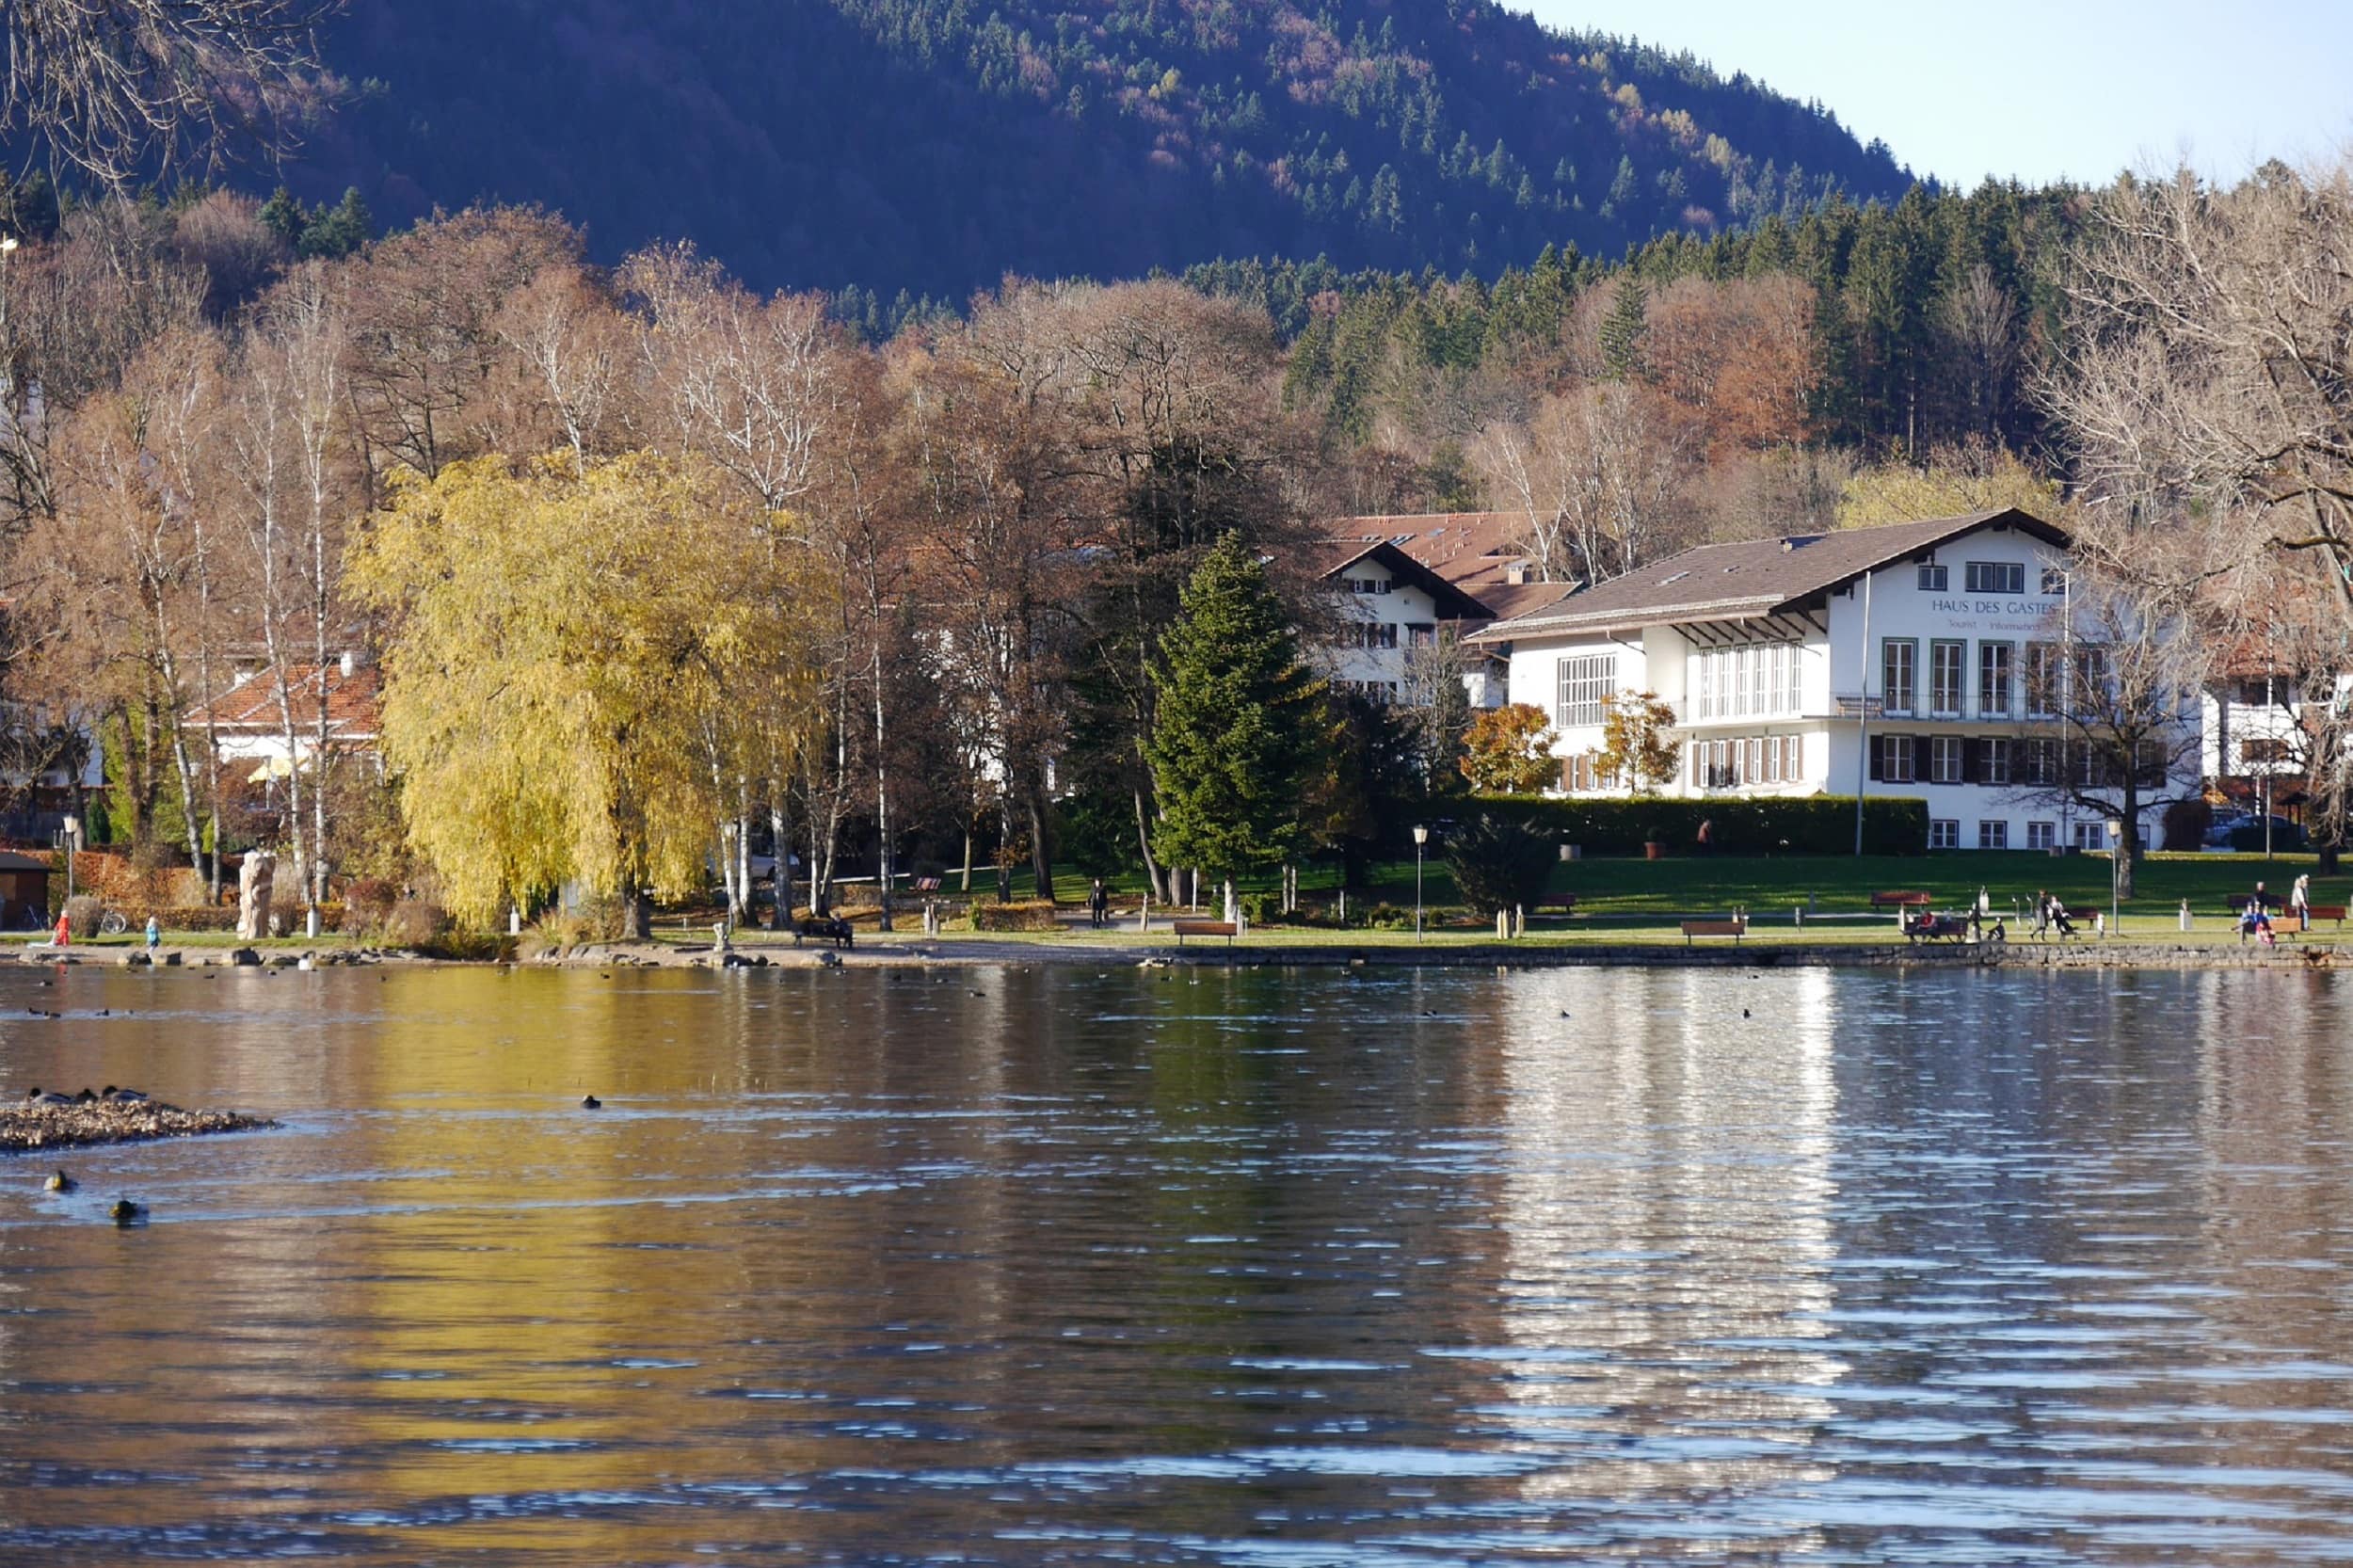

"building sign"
[1927, 597, 2059, 632]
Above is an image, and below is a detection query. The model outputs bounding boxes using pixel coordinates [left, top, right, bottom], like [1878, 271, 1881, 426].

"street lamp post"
[1413, 824, 1429, 943]
[60, 813, 79, 910]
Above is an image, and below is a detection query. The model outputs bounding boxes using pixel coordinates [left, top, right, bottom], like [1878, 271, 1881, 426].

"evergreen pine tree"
[1597, 274, 1648, 380]
[259, 185, 306, 248]
[1146, 533, 1326, 904]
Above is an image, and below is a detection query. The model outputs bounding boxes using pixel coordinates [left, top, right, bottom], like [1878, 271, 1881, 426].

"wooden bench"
[1532, 893, 1578, 916]
[1902, 911, 1971, 943]
[2279, 904, 2347, 934]
[1680, 918, 1746, 946]
[1172, 920, 1238, 947]
[1869, 890, 1931, 911]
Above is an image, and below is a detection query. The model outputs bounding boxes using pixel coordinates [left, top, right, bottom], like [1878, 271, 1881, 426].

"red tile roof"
[184, 663, 380, 741]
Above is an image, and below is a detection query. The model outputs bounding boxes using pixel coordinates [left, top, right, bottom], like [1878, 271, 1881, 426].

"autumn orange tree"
[1459, 703, 1558, 794]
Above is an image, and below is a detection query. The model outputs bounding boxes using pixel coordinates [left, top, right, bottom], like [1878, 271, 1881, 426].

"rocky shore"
[0, 1099, 276, 1153]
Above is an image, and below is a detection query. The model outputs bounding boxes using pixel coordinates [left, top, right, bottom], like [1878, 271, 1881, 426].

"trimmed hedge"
[967, 900, 1062, 932]
[1469, 794, 1929, 856]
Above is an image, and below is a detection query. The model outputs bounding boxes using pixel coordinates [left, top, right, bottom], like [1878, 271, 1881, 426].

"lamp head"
[1412, 824, 1429, 845]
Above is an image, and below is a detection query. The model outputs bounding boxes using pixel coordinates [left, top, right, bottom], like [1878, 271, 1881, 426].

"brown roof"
[1301, 537, 1498, 621]
[185, 663, 381, 740]
[1327, 512, 1535, 587]
[1466, 509, 2068, 646]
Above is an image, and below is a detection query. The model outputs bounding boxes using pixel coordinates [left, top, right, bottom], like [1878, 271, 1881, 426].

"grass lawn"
[1046, 851, 2325, 923]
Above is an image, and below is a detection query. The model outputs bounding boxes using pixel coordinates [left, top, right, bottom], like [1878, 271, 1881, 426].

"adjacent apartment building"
[1466, 508, 2194, 851]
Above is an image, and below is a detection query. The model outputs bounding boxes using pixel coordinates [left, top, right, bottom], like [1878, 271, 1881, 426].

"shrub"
[1469, 794, 1928, 856]
[1358, 901, 1413, 931]
[1444, 813, 1554, 916]
[968, 900, 1061, 932]
[62, 893, 103, 938]
[415, 929, 518, 962]
[2160, 797, 2212, 851]
[1241, 891, 1288, 926]
[382, 898, 448, 948]
[344, 878, 398, 934]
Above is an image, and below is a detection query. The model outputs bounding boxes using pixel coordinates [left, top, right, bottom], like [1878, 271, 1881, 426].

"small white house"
[1306, 538, 1497, 704]
[1466, 509, 2196, 852]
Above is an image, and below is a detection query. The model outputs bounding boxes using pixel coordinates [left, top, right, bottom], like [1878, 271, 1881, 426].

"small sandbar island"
[1, 1089, 275, 1153]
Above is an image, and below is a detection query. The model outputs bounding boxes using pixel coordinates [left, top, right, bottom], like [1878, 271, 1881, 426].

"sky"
[1519, 0, 2353, 187]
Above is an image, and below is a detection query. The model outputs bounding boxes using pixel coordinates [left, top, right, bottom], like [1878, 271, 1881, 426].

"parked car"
[2202, 811, 2254, 849]
[2221, 815, 2307, 853]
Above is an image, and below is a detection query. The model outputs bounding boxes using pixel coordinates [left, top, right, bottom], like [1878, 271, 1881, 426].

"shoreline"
[3, 935, 2338, 974]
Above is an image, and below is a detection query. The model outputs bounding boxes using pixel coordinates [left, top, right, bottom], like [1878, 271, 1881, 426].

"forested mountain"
[281, 0, 1917, 298]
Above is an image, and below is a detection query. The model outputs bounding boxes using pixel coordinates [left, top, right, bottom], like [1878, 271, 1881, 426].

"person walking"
[2291, 872, 2312, 921]
[143, 914, 160, 952]
[52, 909, 69, 948]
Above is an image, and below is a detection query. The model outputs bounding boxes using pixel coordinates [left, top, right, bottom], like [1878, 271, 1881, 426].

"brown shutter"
[1962, 738, 1980, 785]
[1867, 736, 1884, 782]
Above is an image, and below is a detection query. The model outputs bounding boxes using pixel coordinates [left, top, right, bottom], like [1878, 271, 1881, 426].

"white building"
[1466, 509, 2195, 852]
[1306, 537, 1499, 704]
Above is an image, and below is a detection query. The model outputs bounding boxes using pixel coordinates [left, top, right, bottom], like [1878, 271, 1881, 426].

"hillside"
[282, 0, 1917, 298]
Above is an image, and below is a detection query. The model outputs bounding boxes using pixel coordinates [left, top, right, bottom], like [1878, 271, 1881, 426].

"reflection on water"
[2, 964, 2352, 1562]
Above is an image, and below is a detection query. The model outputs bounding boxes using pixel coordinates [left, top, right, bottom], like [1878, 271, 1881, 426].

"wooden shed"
[0, 852, 50, 930]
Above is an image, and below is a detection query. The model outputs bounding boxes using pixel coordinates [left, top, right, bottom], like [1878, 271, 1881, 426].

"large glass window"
[2024, 738, 2061, 786]
[1979, 737, 2011, 786]
[1966, 561, 2025, 594]
[1930, 640, 1966, 716]
[1692, 641, 1801, 722]
[1555, 653, 1616, 728]
[1882, 639, 1917, 717]
[1978, 641, 2014, 718]
[1880, 734, 1917, 784]
[1929, 735, 1966, 784]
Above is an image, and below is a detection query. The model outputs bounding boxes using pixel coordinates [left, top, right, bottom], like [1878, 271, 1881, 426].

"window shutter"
[1867, 737, 1885, 782]
[1962, 738, 1980, 785]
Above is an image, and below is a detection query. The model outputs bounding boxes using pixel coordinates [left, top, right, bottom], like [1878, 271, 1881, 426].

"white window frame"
[1977, 820, 2009, 850]
[1929, 818, 1960, 850]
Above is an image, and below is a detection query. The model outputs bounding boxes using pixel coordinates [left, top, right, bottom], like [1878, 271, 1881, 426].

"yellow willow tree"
[345, 452, 824, 935]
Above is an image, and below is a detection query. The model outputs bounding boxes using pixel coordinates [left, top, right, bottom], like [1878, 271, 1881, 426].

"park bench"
[792, 915, 855, 950]
[1902, 909, 1972, 944]
[1680, 917, 1746, 946]
[1172, 919, 1237, 947]
[1531, 893, 1578, 916]
[1869, 890, 1931, 912]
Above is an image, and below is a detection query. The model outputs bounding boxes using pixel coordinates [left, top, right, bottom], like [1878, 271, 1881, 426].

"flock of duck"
[24, 1086, 159, 1224]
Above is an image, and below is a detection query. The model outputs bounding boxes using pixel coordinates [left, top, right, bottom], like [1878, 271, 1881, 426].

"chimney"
[1505, 562, 1528, 585]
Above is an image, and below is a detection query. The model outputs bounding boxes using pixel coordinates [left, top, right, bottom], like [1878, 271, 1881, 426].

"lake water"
[3, 962, 2352, 1564]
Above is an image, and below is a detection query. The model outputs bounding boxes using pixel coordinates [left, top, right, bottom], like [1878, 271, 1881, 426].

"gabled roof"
[1327, 511, 1535, 588]
[1306, 537, 1504, 621]
[1466, 509, 2068, 646]
[185, 662, 381, 740]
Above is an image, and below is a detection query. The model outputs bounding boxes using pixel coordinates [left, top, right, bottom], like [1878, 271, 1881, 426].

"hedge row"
[1468, 795, 1929, 856]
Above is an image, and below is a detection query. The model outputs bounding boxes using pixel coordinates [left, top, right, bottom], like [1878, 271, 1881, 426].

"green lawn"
[1048, 851, 2322, 922]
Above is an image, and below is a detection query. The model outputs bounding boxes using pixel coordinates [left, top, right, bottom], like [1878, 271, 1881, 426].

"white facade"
[1482, 514, 2192, 851]
[1323, 555, 1449, 702]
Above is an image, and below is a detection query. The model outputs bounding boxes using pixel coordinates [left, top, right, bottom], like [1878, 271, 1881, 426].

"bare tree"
[1474, 380, 1694, 584]
[2, 0, 339, 185]
[2015, 531, 2222, 898]
[2043, 158, 2353, 609]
